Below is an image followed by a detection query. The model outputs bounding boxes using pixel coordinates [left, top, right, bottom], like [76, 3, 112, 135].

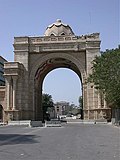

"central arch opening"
[43, 68, 81, 106]
[33, 57, 83, 121]
[42, 68, 82, 121]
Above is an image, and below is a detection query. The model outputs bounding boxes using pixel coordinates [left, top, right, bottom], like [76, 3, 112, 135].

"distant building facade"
[54, 101, 70, 116]
[0, 56, 7, 86]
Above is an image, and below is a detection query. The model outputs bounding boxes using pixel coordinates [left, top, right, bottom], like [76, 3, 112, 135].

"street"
[0, 123, 119, 160]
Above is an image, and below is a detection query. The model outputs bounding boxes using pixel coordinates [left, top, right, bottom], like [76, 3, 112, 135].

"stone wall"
[0, 86, 6, 107]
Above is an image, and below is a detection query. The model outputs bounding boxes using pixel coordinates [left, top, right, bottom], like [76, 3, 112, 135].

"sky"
[0, 0, 119, 105]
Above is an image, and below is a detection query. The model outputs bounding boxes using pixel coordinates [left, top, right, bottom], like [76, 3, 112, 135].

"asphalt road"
[0, 123, 119, 160]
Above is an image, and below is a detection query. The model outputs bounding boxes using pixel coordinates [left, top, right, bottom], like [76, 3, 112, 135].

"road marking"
[24, 127, 45, 135]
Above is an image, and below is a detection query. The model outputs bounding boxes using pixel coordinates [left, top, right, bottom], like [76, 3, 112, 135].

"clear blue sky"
[0, 0, 119, 105]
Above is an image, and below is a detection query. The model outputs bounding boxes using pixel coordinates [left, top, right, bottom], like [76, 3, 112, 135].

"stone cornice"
[4, 62, 24, 77]
[14, 33, 100, 44]
[13, 33, 100, 53]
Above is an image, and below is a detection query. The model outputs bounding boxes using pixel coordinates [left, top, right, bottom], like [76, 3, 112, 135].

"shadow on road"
[0, 134, 39, 146]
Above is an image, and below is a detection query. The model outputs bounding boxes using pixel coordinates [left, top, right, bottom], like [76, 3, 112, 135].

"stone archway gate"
[3, 21, 111, 122]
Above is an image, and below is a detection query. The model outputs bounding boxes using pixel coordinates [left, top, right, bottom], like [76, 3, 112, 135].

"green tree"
[79, 96, 83, 109]
[88, 48, 120, 108]
[42, 93, 54, 120]
[78, 96, 83, 119]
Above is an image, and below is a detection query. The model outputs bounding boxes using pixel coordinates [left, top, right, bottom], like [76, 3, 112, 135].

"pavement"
[0, 123, 119, 160]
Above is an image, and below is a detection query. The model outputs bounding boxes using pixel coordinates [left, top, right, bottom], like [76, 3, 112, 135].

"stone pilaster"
[5, 77, 11, 110]
[103, 95, 107, 108]
[98, 92, 101, 109]
[12, 76, 18, 110]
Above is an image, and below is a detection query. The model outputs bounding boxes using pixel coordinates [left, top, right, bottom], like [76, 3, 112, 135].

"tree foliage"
[78, 96, 83, 119]
[42, 93, 54, 119]
[42, 93, 53, 107]
[88, 48, 120, 108]
[78, 96, 83, 109]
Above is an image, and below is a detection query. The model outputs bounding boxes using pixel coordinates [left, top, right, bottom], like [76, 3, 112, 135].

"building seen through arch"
[0, 19, 111, 122]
